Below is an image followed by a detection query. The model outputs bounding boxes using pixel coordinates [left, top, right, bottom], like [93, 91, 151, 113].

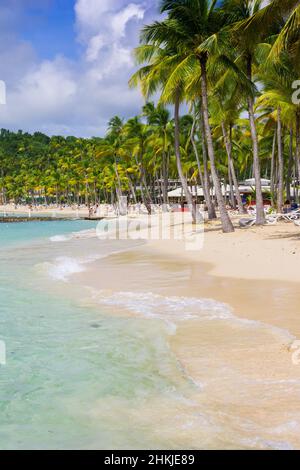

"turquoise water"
[0, 221, 187, 449]
[0, 220, 97, 248]
[2, 221, 300, 450]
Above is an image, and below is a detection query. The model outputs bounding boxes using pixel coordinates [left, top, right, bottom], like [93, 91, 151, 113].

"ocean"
[0, 220, 196, 449]
[0, 219, 299, 450]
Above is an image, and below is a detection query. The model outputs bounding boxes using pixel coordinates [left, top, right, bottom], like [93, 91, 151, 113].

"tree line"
[129, 0, 300, 232]
[1, 1, 300, 234]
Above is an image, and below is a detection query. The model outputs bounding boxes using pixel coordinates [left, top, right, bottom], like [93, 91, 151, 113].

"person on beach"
[283, 200, 292, 214]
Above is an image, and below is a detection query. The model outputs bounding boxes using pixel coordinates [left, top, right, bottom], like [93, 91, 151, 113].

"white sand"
[144, 220, 300, 283]
[0, 203, 90, 217]
[68, 218, 300, 449]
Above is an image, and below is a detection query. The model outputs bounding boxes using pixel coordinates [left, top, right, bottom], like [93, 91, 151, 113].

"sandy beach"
[0, 204, 90, 217]
[73, 219, 300, 325]
[2, 208, 300, 448]
[66, 219, 300, 449]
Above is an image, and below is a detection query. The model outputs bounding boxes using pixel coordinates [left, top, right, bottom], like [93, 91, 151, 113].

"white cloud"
[0, 0, 158, 137]
[111, 3, 145, 39]
[2, 58, 77, 125]
[75, 0, 115, 36]
[82, 1, 145, 63]
[86, 34, 105, 62]
[20, 59, 76, 107]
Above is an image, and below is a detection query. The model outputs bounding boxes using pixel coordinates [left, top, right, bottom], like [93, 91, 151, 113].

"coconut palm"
[221, 0, 271, 224]
[189, 103, 217, 219]
[227, 0, 300, 222]
[130, 40, 203, 224]
[133, 1, 235, 231]
[142, 102, 172, 206]
[122, 117, 154, 213]
[257, 50, 300, 209]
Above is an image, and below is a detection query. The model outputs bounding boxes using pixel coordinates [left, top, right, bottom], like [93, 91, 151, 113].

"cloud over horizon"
[0, 0, 159, 137]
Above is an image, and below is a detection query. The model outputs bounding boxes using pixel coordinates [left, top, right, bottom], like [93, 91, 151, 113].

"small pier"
[0, 216, 83, 223]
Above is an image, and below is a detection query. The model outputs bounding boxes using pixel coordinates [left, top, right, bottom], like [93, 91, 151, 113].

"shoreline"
[4, 211, 298, 448]
[0, 204, 89, 217]
[146, 220, 300, 283]
[10, 214, 300, 449]
[40, 215, 300, 336]
[65, 219, 300, 448]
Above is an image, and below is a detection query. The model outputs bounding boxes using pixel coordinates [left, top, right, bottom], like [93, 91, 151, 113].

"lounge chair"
[265, 210, 300, 223]
[239, 218, 256, 228]
[265, 215, 278, 225]
[284, 209, 300, 221]
[239, 215, 281, 228]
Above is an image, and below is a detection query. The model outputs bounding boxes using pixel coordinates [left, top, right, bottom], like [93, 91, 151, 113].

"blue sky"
[21, 0, 77, 60]
[0, 0, 160, 136]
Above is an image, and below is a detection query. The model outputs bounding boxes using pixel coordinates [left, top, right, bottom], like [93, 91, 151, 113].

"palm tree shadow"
[266, 230, 300, 241]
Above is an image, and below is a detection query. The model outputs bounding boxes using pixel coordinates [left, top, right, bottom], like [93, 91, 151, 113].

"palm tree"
[107, 116, 125, 200]
[142, 102, 171, 206]
[160, 0, 235, 232]
[209, 83, 248, 214]
[227, 0, 300, 222]
[130, 41, 202, 224]
[134, 1, 235, 231]
[242, 0, 300, 61]
[189, 103, 217, 219]
[222, 0, 270, 224]
[123, 117, 153, 213]
[257, 50, 300, 209]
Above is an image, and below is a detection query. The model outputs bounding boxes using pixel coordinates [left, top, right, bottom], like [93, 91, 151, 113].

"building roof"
[167, 186, 205, 197]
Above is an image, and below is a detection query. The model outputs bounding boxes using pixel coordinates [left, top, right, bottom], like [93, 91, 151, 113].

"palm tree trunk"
[277, 107, 284, 213]
[162, 149, 169, 207]
[134, 154, 152, 213]
[114, 157, 123, 199]
[270, 130, 277, 206]
[141, 167, 152, 213]
[227, 169, 235, 207]
[287, 127, 293, 201]
[296, 110, 300, 203]
[128, 176, 137, 204]
[246, 56, 265, 225]
[221, 122, 246, 214]
[199, 55, 234, 233]
[174, 94, 202, 224]
[199, 111, 217, 219]
[190, 116, 214, 217]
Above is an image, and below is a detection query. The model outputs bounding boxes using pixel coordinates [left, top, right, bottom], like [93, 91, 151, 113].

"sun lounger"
[239, 218, 256, 228]
[284, 209, 300, 221]
[265, 215, 278, 225]
[239, 215, 281, 228]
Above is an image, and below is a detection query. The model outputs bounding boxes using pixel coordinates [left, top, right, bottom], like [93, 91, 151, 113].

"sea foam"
[49, 234, 72, 242]
[46, 257, 86, 281]
[43, 248, 129, 282]
[49, 228, 96, 242]
[90, 290, 234, 322]
[88, 289, 296, 344]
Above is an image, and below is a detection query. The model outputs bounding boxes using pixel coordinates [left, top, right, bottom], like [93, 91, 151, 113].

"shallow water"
[1, 220, 300, 449]
[0, 221, 198, 449]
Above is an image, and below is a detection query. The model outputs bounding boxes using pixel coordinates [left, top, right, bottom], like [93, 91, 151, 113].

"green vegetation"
[1, 1, 300, 233]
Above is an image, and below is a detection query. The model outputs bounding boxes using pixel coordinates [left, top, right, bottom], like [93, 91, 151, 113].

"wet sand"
[69, 221, 300, 449]
[0, 204, 89, 217]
